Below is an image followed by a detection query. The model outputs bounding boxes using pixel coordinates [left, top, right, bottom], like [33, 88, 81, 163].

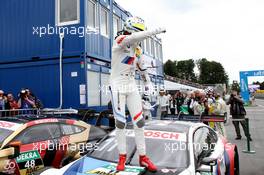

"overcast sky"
[115, 0, 264, 83]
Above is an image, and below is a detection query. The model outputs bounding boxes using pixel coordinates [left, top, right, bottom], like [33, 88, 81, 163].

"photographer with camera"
[227, 90, 252, 141]
[17, 89, 36, 109]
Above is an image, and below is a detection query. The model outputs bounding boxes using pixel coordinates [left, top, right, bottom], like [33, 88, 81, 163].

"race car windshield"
[89, 129, 189, 169]
[130, 131, 189, 169]
[89, 130, 136, 163]
[0, 128, 13, 146]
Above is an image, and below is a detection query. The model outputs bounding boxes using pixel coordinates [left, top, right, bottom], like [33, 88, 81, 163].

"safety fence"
[162, 112, 227, 123]
[164, 74, 206, 89]
[0, 108, 78, 118]
[0, 108, 40, 117]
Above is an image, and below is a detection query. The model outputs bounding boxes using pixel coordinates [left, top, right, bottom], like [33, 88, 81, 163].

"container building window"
[100, 7, 109, 37]
[87, 71, 100, 106]
[101, 73, 111, 106]
[87, 0, 97, 28]
[152, 40, 156, 58]
[145, 39, 151, 55]
[121, 20, 124, 30]
[143, 40, 147, 54]
[113, 15, 121, 38]
[155, 42, 160, 60]
[141, 41, 144, 51]
[159, 44, 163, 61]
[56, 0, 80, 26]
[150, 38, 154, 56]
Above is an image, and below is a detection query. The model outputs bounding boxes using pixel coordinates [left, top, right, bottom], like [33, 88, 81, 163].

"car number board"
[15, 150, 44, 175]
[86, 163, 145, 175]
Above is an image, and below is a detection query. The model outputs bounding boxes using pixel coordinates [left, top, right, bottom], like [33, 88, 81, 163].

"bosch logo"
[144, 130, 179, 140]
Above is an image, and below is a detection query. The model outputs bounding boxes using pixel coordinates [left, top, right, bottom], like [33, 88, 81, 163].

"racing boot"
[139, 155, 157, 172]
[116, 154, 126, 171]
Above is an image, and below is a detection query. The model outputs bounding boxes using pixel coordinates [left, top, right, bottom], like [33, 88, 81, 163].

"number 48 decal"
[25, 160, 35, 169]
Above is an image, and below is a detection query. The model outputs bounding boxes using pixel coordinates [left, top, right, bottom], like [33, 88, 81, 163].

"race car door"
[10, 123, 61, 175]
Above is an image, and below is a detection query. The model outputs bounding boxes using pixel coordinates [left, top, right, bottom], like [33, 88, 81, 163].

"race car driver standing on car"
[109, 16, 166, 172]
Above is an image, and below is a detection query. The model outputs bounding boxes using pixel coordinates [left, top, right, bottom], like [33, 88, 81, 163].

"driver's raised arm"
[117, 28, 166, 48]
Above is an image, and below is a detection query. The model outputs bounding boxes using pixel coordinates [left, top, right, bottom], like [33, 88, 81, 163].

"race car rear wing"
[41, 108, 78, 115]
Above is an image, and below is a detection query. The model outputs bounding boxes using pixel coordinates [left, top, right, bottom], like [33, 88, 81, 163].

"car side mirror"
[8, 141, 21, 159]
[196, 157, 218, 173]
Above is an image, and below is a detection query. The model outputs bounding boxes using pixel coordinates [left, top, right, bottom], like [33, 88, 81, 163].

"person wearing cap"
[153, 88, 169, 120]
[213, 93, 227, 136]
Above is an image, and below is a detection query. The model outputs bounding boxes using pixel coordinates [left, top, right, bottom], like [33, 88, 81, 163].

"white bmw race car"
[40, 120, 239, 175]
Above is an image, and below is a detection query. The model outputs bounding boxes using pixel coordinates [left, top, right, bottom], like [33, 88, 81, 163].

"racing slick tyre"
[234, 148, 240, 175]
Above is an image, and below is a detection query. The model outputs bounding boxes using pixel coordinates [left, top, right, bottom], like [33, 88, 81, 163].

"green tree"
[164, 59, 197, 81]
[197, 58, 229, 85]
[175, 59, 196, 82]
[163, 59, 177, 77]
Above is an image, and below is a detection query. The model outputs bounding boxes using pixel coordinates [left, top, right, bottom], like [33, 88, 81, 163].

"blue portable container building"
[0, 0, 164, 111]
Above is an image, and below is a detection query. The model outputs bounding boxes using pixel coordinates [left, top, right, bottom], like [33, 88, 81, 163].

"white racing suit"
[154, 95, 169, 120]
[109, 28, 165, 155]
[142, 99, 153, 121]
[214, 98, 227, 136]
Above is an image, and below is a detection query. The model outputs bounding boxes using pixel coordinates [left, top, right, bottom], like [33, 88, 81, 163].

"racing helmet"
[123, 16, 146, 33]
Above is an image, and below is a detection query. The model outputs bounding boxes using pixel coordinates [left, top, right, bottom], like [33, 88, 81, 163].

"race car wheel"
[234, 148, 240, 175]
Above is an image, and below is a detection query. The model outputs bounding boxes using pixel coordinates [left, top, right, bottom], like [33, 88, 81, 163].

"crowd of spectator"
[0, 88, 42, 111]
[157, 88, 227, 117]
[142, 87, 227, 136]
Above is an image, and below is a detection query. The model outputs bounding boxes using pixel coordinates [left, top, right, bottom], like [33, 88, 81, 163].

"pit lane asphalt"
[225, 99, 264, 175]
